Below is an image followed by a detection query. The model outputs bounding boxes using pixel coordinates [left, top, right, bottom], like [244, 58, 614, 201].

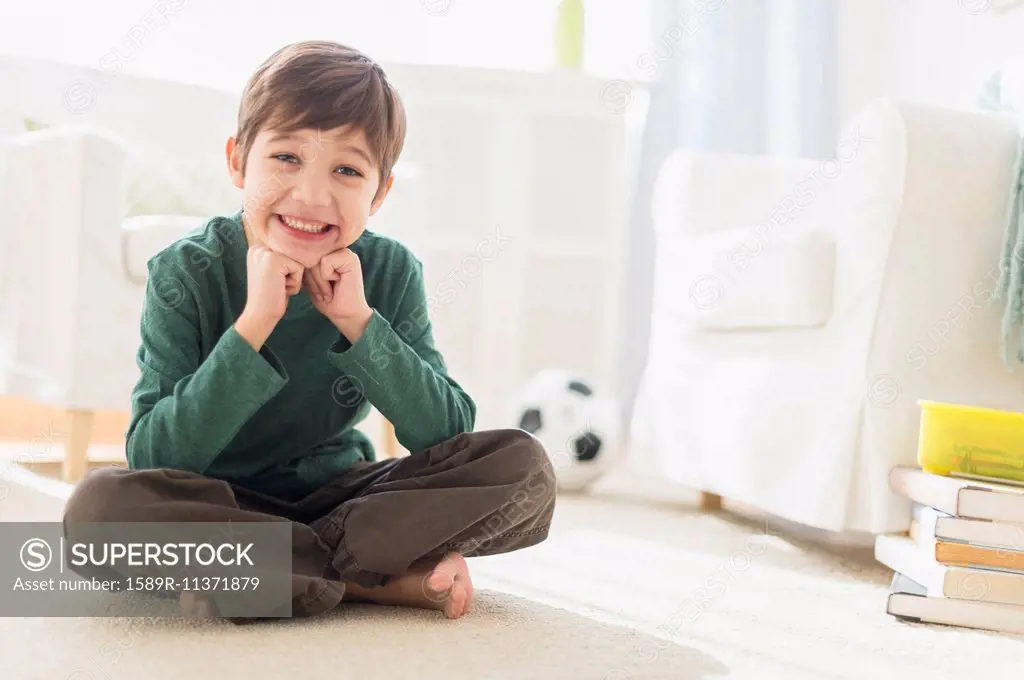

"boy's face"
[226, 124, 393, 268]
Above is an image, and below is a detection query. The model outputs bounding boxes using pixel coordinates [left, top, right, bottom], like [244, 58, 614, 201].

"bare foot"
[422, 552, 474, 619]
[343, 552, 474, 619]
[179, 591, 218, 618]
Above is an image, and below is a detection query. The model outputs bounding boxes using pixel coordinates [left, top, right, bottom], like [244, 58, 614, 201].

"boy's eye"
[335, 166, 361, 177]
[273, 153, 299, 164]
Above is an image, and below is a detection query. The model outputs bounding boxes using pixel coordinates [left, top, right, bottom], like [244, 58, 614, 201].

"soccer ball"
[513, 370, 623, 491]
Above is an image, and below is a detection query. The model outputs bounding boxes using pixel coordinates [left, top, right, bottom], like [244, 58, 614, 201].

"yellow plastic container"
[917, 400, 1024, 484]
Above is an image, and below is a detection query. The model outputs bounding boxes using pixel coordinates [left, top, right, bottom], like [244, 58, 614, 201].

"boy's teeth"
[280, 215, 328, 233]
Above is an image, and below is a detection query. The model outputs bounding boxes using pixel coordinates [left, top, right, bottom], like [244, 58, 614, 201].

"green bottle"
[555, 0, 585, 69]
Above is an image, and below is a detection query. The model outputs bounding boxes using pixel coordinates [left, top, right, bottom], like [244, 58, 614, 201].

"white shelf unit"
[373, 64, 631, 431]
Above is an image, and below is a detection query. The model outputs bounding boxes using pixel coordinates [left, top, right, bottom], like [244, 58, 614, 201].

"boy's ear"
[368, 174, 395, 217]
[225, 136, 245, 189]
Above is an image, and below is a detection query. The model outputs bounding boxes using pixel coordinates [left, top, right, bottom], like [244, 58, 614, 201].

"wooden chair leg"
[381, 418, 398, 458]
[698, 491, 722, 511]
[64, 409, 94, 483]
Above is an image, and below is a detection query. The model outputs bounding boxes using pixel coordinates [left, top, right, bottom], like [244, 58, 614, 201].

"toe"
[424, 569, 455, 604]
[426, 570, 453, 593]
[449, 577, 475, 619]
[460, 567, 474, 614]
[425, 553, 462, 596]
[445, 587, 467, 619]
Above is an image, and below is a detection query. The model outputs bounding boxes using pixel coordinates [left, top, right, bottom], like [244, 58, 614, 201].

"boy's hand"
[304, 248, 373, 343]
[235, 245, 304, 351]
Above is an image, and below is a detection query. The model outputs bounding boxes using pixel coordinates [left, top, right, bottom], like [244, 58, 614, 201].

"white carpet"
[2, 465, 1024, 680]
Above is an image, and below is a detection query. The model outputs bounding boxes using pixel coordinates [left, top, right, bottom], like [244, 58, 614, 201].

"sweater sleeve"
[326, 258, 476, 453]
[125, 261, 289, 473]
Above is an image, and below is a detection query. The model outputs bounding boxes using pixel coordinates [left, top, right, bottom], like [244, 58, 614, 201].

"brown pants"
[61, 428, 556, 618]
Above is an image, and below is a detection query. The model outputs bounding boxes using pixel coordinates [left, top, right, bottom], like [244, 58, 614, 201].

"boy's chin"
[266, 240, 330, 269]
[260, 228, 330, 266]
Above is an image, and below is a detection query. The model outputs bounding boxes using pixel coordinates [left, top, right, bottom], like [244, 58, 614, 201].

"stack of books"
[876, 466, 1024, 634]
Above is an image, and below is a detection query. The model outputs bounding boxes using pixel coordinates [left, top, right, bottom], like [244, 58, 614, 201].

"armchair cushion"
[122, 143, 241, 218]
[15, 116, 240, 218]
[668, 224, 836, 331]
[122, 215, 207, 283]
[652, 149, 822, 236]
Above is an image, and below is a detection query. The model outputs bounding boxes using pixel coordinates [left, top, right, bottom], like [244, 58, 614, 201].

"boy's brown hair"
[235, 40, 406, 199]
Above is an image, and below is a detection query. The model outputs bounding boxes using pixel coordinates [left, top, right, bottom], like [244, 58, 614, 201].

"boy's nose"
[291, 176, 332, 207]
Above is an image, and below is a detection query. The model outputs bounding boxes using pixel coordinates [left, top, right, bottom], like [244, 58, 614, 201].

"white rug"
[2, 465, 1024, 680]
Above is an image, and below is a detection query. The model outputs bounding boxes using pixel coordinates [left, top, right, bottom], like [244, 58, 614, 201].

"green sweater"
[126, 211, 476, 501]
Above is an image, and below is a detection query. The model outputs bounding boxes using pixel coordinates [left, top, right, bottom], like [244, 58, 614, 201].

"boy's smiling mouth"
[274, 213, 337, 240]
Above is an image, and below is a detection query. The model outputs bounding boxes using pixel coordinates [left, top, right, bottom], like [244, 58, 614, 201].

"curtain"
[619, 0, 839, 426]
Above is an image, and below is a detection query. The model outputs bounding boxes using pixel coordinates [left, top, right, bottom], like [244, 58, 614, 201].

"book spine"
[945, 566, 1024, 606]
[962, 491, 1024, 524]
[936, 515, 1024, 551]
[889, 468, 959, 516]
[936, 542, 1024, 572]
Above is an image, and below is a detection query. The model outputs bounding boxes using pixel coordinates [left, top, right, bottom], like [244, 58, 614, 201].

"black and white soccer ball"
[513, 370, 623, 492]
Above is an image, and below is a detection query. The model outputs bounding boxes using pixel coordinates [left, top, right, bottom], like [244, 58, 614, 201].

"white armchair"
[0, 126, 208, 481]
[629, 99, 1024, 534]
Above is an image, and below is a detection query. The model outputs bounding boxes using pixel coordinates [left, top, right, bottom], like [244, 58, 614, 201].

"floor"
[0, 397, 128, 446]
[0, 398, 398, 480]
[2, 449, 1024, 679]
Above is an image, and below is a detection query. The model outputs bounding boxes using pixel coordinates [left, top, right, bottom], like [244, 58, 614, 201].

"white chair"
[628, 99, 1024, 534]
[0, 55, 251, 482]
[0, 125, 208, 481]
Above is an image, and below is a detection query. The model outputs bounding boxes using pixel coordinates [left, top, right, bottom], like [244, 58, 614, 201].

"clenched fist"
[234, 245, 304, 351]
[303, 248, 373, 342]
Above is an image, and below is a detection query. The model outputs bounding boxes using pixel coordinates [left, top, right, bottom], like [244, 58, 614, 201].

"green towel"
[995, 136, 1024, 365]
[979, 64, 1024, 365]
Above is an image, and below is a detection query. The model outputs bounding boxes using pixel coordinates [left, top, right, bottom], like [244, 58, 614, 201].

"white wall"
[0, 0, 649, 92]
[838, 0, 1024, 124]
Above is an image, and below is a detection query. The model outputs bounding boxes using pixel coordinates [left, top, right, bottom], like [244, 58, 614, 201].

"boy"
[62, 40, 556, 621]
